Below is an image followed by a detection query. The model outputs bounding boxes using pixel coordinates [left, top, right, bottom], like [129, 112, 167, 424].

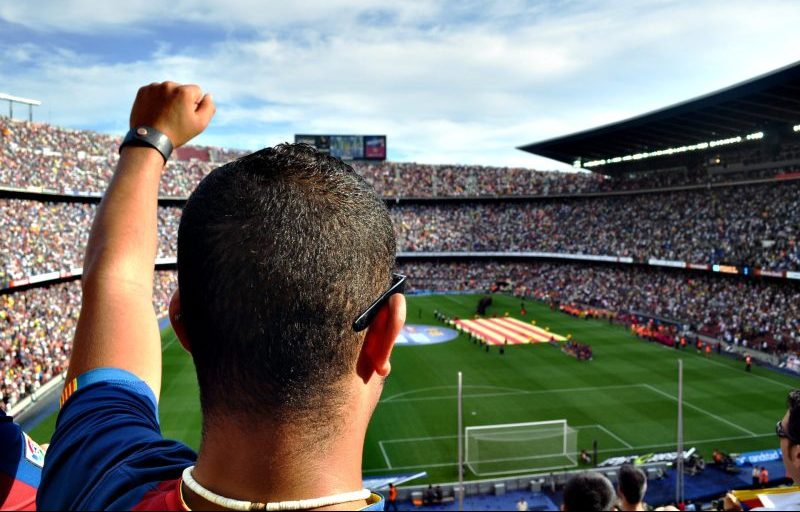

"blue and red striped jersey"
[38, 368, 384, 511]
[0, 409, 44, 511]
[38, 368, 196, 510]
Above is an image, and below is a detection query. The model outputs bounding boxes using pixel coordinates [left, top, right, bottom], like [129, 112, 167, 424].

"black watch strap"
[119, 126, 174, 163]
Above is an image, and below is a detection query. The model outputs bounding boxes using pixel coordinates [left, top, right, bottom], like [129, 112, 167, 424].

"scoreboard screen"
[295, 134, 386, 161]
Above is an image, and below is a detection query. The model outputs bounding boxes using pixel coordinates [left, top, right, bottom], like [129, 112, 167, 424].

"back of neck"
[188, 417, 368, 509]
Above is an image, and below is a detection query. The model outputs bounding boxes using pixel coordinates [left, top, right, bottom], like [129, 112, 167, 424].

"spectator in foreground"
[562, 472, 616, 511]
[1, 409, 44, 510]
[724, 389, 800, 510]
[617, 464, 647, 511]
[38, 83, 405, 510]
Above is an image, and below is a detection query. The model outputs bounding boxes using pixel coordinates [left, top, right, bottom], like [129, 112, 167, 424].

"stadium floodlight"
[794, 124, 800, 132]
[464, 420, 578, 476]
[582, 131, 763, 168]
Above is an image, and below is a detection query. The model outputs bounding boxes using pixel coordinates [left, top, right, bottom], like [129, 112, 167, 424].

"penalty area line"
[378, 441, 393, 470]
[641, 384, 756, 437]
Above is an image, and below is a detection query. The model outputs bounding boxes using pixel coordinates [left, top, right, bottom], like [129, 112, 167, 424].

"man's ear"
[357, 293, 406, 382]
[169, 289, 192, 354]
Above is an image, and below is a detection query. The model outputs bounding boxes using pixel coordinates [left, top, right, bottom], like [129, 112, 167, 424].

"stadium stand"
[0, 199, 180, 280]
[0, 271, 176, 410]
[4, 115, 800, 199]
[392, 181, 800, 269]
[0, 178, 799, 282]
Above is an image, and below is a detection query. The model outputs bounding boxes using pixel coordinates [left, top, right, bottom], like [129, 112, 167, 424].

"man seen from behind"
[39, 82, 406, 510]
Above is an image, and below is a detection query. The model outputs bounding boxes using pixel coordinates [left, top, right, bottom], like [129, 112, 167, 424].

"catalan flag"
[453, 317, 566, 345]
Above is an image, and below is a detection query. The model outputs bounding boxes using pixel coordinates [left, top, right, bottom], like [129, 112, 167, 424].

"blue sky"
[1, 0, 799, 170]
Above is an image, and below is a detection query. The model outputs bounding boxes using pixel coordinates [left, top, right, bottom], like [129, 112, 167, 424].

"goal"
[464, 420, 578, 476]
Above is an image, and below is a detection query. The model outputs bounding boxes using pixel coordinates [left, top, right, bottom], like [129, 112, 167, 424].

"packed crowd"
[3, 117, 799, 199]
[0, 271, 177, 410]
[0, 117, 218, 197]
[1, 178, 798, 282]
[0, 199, 180, 281]
[397, 261, 800, 355]
[392, 180, 800, 270]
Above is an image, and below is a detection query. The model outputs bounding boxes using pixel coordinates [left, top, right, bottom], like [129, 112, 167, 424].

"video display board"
[295, 134, 386, 160]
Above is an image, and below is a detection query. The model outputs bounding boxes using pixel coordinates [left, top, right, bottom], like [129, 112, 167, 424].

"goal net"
[464, 420, 578, 476]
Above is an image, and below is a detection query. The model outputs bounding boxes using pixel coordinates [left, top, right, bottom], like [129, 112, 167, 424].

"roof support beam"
[715, 103, 794, 124]
[754, 91, 800, 107]
[735, 99, 800, 118]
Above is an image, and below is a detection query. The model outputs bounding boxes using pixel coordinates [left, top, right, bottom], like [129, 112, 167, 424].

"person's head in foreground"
[777, 389, 800, 483]
[561, 472, 616, 511]
[37, 83, 404, 511]
[723, 388, 800, 511]
[172, 143, 406, 507]
[617, 464, 647, 511]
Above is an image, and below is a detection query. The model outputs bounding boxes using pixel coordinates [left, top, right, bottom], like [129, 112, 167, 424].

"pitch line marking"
[162, 334, 178, 352]
[378, 441, 393, 469]
[363, 432, 773, 473]
[382, 434, 459, 444]
[381, 384, 524, 403]
[695, 354, 794, 390]
[642, 384, 756, 437]
[592, 425, 633, 449]
[380, 383, 643, 405]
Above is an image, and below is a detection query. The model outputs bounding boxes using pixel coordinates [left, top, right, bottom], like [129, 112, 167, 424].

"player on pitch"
[38, 82, 405, 510]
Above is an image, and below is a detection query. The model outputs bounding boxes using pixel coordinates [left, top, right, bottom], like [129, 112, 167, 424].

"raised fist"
[129, 81, 215, 148]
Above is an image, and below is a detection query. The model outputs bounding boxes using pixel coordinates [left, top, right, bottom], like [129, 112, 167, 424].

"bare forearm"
[65, 81, 214, 396]
[83, 147, 163, 292]
[68, 147, 164, 386]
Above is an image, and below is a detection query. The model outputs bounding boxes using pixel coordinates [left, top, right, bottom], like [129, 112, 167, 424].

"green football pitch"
[29, 294, 799, 484]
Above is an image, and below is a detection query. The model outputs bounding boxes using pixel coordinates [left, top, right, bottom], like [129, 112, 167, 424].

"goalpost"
[464, 420, 578, 476]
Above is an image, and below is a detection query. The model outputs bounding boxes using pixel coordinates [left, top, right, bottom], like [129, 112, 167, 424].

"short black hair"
[618, 464, 647, 505]
[563, 472, 615, 511]
[787, 390, 800, 444]
[177, 143, 395, 433]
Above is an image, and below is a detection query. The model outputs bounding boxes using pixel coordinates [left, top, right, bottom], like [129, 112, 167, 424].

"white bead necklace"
[181, 466, 372, 511]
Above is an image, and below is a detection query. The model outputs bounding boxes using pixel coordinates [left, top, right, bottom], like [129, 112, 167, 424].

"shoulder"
[39, 368, 196, 510]
[0, 414, 42, 510]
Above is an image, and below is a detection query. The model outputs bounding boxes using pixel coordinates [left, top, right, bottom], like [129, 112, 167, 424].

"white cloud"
[1, 0, 799, 168]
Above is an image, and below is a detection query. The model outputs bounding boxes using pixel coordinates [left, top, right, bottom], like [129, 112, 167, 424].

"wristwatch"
[119, 126, 174, 163]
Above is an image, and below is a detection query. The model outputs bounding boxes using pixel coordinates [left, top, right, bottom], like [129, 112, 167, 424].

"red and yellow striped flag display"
[453, 317, 566, 345]
[732, 485, 800, 509]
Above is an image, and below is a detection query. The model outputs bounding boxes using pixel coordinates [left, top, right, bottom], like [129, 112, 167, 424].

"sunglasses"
[776, 420, 800, 445]
[352, 273, 407, 332]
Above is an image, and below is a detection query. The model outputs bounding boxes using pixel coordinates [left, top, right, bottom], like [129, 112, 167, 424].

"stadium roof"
[519, 61, 800, 173]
